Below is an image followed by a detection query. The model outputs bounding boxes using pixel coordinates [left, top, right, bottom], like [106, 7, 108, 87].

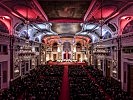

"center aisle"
[59, 65, 70, 100]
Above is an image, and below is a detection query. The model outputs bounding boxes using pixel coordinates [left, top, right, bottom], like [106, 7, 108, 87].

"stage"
[48, 61, 87, 66]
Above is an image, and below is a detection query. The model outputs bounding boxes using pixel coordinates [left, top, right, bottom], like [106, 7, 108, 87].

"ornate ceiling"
[52, 23, 81, 34]
[0, 0, 132, 43]
[0, 0, 132, 22]
[38, 0, 91, 19]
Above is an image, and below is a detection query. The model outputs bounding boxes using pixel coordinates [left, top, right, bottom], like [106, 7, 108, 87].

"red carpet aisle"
[59, 66, 70, 100]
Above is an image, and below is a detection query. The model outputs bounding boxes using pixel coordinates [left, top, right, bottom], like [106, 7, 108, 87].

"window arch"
[15, 23, 24, 32]
[76, 42, 82, 51]
[0, 20, 9, 33]
[52, 42, 58, 52]
[122, 20, 133, 34]
[108, 23, 117, 32]
[102, 31, 112, 39]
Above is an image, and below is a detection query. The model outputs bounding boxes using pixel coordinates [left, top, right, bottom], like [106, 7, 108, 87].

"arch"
[94, 24, 113, 39]
[107, 23, 117, 32]
[76, 42, 82, 51]
[35, 37, 39, 42]
[87, 33, 99, 42]
[0, 16, 12, 33]
[15, 22, 25, 32]
[102, 31, 112, 39]
[15, 23, 39, 40]
[14, 22, 57, 42]
[122, 20, 133, 34]
[63, 42, 71, 51]
[52, 42, 58, 51]
[0, 20, 9, 33]
[19, 30, 29, 39]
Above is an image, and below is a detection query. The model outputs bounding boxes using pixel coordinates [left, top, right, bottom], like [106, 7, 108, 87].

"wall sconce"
[14, 69, 19, 73]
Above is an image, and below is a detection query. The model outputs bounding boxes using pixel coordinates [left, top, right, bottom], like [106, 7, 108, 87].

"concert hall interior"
[0, 0, 133, 99]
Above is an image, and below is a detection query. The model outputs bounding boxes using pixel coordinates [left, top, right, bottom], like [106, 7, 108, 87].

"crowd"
[0, 64, 132, 100]
[68, 65, 106, 100]
[68, 66, 87, 77]
[0, 65, 64, 100]
[85, 66, 132, 100]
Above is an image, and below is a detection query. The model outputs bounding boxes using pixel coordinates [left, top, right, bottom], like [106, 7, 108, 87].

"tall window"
[52, 42, 58, 52]
[63, 42, 71, 51]
[26, 62, 29, 72]
[76, 42, 82, 52]
[0, 44, 8, 55]
[3, 45, 8, 54]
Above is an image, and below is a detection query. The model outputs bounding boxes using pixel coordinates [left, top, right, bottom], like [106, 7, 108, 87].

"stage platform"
[48, 61, 87, 66]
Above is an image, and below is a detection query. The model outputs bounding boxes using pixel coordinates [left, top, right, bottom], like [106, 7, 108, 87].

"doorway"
[128, 64, 133, 97]
[53, 54, 57, 61]
[77, 54, 81, 62]
[106, 60, 111, 78]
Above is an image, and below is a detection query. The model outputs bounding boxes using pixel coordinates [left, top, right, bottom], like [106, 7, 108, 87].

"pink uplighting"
[15, 6, 38, 19]
[0, 16, 11, 34]
[120, 16, 133, 35]
[94, 6, 116, 19]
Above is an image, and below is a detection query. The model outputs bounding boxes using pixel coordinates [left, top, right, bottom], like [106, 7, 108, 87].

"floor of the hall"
[0, 65, 132, 100]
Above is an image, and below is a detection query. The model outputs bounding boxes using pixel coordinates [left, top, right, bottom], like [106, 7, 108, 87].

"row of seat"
[85, 66, 132, 100]
[0, 65, 64, 100]
[68, 65, 106, 100]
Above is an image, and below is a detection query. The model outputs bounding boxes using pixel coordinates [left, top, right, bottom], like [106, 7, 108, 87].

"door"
[25, 62, 29, 72]
[77, 54, 81, 62]
[68, 53, 71, 59]
[53, 54, 57, 61]
[21, 61, 25, 75]
[106, 60, 111, 78]
[128, 64, 133, 96]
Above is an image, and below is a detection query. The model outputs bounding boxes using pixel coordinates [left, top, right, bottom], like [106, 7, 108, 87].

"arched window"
[76, 42, 82, 51]
[16, 23, 24, 32]
[0, 21, 9, 33]
[63, 42, 71, 51]
[123, 20, 133, 34]
[20, 30, 29, 39]
[52, 42, 58, 52]
[103, 31, 112, 39]
[108, 23, 116, 32]
[35, 37, 39, 42]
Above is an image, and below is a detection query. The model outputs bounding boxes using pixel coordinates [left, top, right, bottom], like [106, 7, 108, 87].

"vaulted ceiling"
[38, 0, 91, 19]
[1, 0, 132, 22]
[0, 0, 132, 43]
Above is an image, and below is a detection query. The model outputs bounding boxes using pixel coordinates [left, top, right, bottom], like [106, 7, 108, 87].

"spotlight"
[121, 16, 131, 20]
[125, 17, 131, 20]
[0, 17, 5, 20]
